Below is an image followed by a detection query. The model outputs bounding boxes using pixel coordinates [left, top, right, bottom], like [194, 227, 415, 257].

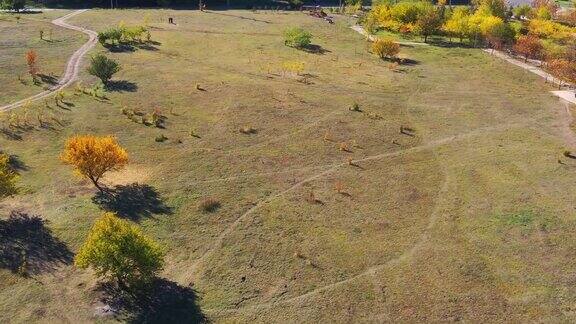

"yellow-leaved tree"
[0, 153, 18, 198]
[75, 212, 164, 287]
[61, 135, 128, 192]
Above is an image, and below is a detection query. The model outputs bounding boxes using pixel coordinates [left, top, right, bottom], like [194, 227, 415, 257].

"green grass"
[1, 8, 576, 323]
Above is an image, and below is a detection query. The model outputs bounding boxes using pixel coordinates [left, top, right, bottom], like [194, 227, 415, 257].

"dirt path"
[486, 49, 576, 104]
[0, 9, 96, 112]
[181, 118, 534, 288]
[202, 120, 536, 316]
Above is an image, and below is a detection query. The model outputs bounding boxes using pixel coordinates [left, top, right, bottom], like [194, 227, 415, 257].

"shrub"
[98, 25, 148, 47]
[75, 213, 164, 288]
[98, 28, 123, 47]
[61, 135, 128, 192]
[155, 134, 168, 142]
[371, 38, 400, 60]
[349, 102, 361, 112]
[0, 153, 18, 198]
[239, 126, 257, 134]
[1, 0, 25, 12]
[281, 61, 305, 76]
[87, 54, 120, 86]
[122, 25, 147, 43]
[284, 27, 312, 49]
[199, 197, 221, 212]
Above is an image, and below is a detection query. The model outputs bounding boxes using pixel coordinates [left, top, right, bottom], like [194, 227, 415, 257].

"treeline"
[362, 0, 576, 85]
[27, 0, 339, 8]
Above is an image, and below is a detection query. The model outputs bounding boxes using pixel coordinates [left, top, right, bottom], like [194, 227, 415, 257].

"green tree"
[415, 8, 442, 42]
[535, 6, 552, 20]
[390, 1, 434, 24]
[479, 15, 514, 49]
[512, 4, 532, 18]
[474, 0, 507, 19]
[0, 153, 18, 198]
[75, 213, 164, 287]
[1, 0, 25, 12]
[87, 54, 120, 86]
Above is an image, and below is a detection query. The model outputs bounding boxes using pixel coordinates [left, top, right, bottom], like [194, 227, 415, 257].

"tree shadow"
[37, 73, 59, 86]
[134, 43, 160, 51]
[0, 211, 72, 276]
[8, 154, 28, 172]
[106, 80, 138, 93]
[302, 44, 330, 55]
[98, 278, 207, 323]
[399, 58, 420, 66]
[107, 44, 136, 53]
[92, 183, 172, 221]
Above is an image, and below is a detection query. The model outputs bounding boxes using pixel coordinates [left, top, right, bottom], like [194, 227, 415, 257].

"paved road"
[1, 9, 97, 111]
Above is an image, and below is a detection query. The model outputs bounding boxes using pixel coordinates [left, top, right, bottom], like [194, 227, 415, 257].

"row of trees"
[363, 0, 576, 84]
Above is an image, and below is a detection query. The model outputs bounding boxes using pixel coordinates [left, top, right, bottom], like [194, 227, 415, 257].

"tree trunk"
[89, 176, 104, 193]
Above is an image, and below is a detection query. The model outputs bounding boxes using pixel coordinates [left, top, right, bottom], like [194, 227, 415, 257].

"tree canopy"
[75, 212, 164, 287]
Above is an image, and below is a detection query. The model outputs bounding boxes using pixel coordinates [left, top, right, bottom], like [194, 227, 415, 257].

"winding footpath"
[0, 9, 97, 112]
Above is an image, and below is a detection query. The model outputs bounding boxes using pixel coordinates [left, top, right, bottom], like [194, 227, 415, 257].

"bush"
[0, 153, 18, 198]
[75, 213, 164, 288]
[349, 102, 361, 112]
[87, 54, 120, 86]
[98, 25, 148, 48]
[98, 28, 123, 47]
[155, 134, 168, 142]
[239, 126, 257, 134]
[199, 197, 221, 213]
[284, 27, 312, 49]
[371, 38, 400, 60]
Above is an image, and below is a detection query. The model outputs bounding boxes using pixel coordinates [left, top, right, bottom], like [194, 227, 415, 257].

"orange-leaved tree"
[513, 35, 543, 62]
[546, 59, 576, 89]
[25, 49, 39, 80]
[61, 135, 128, 192]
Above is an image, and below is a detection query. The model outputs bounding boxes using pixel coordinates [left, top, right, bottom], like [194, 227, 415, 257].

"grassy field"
[0, 10, 86, 106]
[1, 8, 576, 323]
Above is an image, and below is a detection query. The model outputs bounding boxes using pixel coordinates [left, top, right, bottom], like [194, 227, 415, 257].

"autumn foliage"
[514, 35, 543, 62]
[25, 49, 39, 80]
[61, 135, 128, 192]
[371, 38, 400, 60]
[75, 212, 164, 287]
[546, 59, 576, 87]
